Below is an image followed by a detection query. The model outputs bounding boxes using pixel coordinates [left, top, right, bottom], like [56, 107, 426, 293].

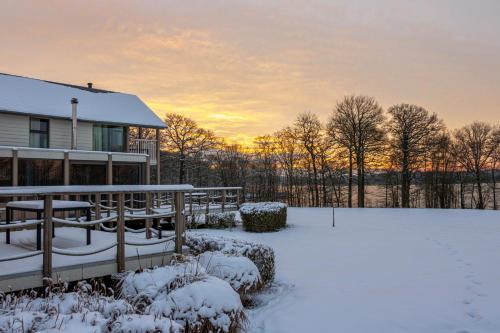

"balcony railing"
[129, 139, 157, 164]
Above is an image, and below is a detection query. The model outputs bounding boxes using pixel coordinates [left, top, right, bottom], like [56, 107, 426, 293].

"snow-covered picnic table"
[5, 200, 92, 250]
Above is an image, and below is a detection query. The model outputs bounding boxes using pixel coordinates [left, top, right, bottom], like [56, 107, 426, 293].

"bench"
[5, 200, 92, 250]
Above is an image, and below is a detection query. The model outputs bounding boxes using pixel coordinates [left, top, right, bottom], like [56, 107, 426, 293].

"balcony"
[129, 139, 157, 165]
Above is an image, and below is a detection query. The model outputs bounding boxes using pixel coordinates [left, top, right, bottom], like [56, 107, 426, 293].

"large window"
[29, 118, 49, 148]
[18, 159, 63, 186]
[70, 162, 107, 185]
[113, 163, 143, 185]
[93, 124, 126, 152]
[0, 158, 12, 186]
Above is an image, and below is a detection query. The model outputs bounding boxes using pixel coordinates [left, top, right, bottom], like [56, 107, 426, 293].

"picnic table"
[5, 200, 92, 250]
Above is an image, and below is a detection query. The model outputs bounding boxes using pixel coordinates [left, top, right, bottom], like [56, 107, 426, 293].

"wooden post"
[12, 149, 18, 222]
[63, 152, 70, 218]
[116, 192, 125, 273]
[222, 189, 226, 212]
[145, 192, 152, 239]
[205, 191, 210, 215]
[42, 195, 53, 280]
[107, 154, 113, 217]
[125, 126, 130, 152]
[107, 154, 113, 185]
[189, 192, 193, 216]
[63, 152, 70, 185]
[236, 189, 240, 209]
[145, 155, 151, 185]
[174, 191, 185, 253]
[95, 193, 101, 231]
[12, 149, 18, 186]
[156, 128, 161, 184]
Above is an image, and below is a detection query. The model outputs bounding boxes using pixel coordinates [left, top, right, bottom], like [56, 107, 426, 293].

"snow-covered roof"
[0, 73, 166, 128]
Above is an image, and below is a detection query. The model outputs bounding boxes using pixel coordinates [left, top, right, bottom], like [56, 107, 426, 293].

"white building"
[0, 73, 166, 186]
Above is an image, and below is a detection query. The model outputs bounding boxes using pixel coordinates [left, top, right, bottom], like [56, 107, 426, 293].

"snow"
[239, 202, 287, 214]
[121, 260, 244, 332]
[148, 276, 243, 332]
[2, 207, 500, 332]
[0, 227, 176, 275]
[6, 200, 91, 210]
[198, 251, 261, 292]
[190, 208, 500, 333]
[120, 260, 206, 299]
[0, 73, 166, 128]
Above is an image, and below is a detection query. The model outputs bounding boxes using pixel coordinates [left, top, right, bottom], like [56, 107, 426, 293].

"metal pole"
[71, 98, 78, 150]
[332, 206, 335, 228]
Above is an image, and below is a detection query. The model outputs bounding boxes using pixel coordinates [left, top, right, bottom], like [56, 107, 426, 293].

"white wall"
[50, 118, 93, 150]
[0, 113, 29, 147]
[0, 113, 93, 150]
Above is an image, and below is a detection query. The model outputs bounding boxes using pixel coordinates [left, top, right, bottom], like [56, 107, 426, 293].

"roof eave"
[0, 109, 167, 129]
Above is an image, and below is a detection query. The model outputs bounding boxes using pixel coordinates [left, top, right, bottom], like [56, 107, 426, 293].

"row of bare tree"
[133, 97, 500, 209]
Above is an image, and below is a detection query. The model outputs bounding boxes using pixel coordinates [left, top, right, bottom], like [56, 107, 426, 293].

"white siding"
[0, 113, 94, 150]
[0, 113, 29, 147]
[77, 122, 93, 150]
[49, 119, 93, 150]
[50, 118, 71, 149]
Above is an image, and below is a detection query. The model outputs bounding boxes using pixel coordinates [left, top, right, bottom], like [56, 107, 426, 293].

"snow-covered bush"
[107, 314, 183, 333]
[119, 259, 245, 333]
[205, 211, 236, 229]
[119, 260, 205, 302]
[186, 234, 275, 285]
[0, 281, 143, 333]
[239, 202, 287, 232]
[198, 251, 261, 293]
[148, 276, 245, 333]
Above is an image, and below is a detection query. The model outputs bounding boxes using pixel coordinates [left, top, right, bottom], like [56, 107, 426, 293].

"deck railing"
[0, 185, 241, 289]
[129, 139, 157, 164]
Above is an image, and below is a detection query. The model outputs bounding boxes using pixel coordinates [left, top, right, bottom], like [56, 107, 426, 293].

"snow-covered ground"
[190, 208, 500, 333]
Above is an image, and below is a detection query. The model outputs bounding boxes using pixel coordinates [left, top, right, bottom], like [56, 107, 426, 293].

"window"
[18, 159, 63, 186]
[113, 163, 144, 185]
[93, 124, 126, 152]
[29, 118, 49, 148]
[0, 158, 12, 186]
[70, 162, 107, 185]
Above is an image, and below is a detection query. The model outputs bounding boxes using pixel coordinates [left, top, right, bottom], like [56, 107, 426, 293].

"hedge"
[239, 202, 287, 232]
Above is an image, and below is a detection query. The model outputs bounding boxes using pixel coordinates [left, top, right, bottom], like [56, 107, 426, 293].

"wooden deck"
[0, 185, 241, 292]
[0, 227, 184, 292]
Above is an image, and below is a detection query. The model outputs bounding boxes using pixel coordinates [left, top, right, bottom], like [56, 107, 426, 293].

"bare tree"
[161, 113, 217, 183]
[294, 112, 323, 206]
[274, 127, 300, 206]
[387, 104, 443, 208]
[491, 128, 500, 210]
[453, 122, 497, 209]
[327, 96, 385, 207]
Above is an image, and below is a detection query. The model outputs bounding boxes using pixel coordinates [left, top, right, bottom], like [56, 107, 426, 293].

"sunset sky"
[1, 0, 499, 144]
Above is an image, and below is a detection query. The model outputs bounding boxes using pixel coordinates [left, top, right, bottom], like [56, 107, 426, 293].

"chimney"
[87, 82, 93, 89]
[71, 98, 78, 150]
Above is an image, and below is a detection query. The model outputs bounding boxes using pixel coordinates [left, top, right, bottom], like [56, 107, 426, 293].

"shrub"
[147, 276, 245, 333]
[198, 251, 262, 294]
[239, 202, 287, 232]
[120, 259, 245, 333]
[186, 234, 275, 285]
[205, 211, 237, 229]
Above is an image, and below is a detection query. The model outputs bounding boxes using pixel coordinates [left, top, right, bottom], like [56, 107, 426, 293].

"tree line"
[134, 96, 500, 209]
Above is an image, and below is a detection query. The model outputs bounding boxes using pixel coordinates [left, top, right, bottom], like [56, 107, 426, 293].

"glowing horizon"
[1, 0, 499, 146]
